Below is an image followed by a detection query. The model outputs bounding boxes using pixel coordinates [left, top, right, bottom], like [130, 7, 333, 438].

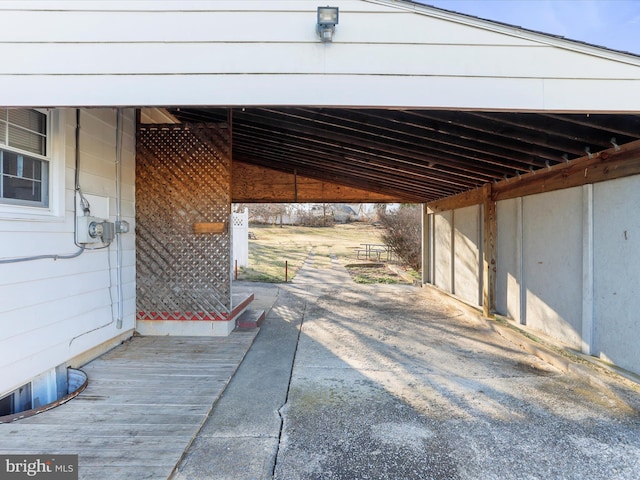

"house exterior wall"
[427, 172, 640, 375]
[0, 108, 136, 398]
[0, 1, 638, 111]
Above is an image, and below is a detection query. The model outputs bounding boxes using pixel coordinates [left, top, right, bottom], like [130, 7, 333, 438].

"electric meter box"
[76, 216, 113, 244]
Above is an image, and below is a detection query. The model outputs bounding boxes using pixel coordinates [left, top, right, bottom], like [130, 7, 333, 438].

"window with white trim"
[0, 109, 49, 208]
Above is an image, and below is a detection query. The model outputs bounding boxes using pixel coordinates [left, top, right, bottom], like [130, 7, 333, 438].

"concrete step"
[235, 309, 266, 329]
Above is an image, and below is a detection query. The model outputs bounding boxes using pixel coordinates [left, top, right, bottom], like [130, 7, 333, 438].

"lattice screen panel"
[136, 124, 231, 321]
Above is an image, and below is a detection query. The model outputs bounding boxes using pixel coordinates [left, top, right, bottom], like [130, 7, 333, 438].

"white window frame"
[0, 109, 65, 221]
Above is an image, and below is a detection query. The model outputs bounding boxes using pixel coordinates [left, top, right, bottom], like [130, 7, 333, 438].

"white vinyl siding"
[0, 108, 136, 398]
[0, 1, 637, 110]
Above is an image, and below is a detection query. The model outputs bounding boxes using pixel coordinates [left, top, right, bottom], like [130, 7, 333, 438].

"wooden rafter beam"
[298, 108, 544, 172]
[428, 139, 640, 208]
[405, 110, 571, 165]
[492, 139, 640, 201]
[466, 112, 617, 151]
[540, 113, 640, 139]
[234, 110, 500, 182]
[234, 153, 446, 201]
[231, 128, 473, 198]
[426, 188, 485, 213]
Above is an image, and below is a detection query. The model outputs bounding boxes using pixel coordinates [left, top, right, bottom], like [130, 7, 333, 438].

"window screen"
[0, 109, 49, 207]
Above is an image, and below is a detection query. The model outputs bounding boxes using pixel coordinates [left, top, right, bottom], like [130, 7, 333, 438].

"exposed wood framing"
[232, 161, 407, 203]
[492, 139, 640, 201]
[427, 139, 640, 209]
[173, 108, 640, 203]
[427, 187, 484, 213]
[482, 184, 497, 318]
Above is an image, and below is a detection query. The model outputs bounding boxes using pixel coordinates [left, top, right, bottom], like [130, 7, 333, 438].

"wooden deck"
[0, 333, 258, 479]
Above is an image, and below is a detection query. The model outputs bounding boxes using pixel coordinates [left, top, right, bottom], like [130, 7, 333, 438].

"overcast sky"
[421, 0, 640, 55]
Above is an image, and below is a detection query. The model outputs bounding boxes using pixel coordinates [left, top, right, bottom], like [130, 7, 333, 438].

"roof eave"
[365, 0, 640, 65]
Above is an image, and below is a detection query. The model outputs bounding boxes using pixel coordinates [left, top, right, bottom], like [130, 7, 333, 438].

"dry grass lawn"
[236, 222, 415, 283]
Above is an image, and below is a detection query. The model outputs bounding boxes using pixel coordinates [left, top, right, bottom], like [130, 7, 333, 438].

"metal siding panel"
[0, 74, 550, 109]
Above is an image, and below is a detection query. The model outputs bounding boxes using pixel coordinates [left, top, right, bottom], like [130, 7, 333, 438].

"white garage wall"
[496, 198, 522, 323]
[495, 189, 588, 350]
[428, 172, 640, 376]
[593, 175, 640, 372]
[521, 188, 584, 348]
[431, 206, 482, 308]
[434, 211, 453, 292]
[453, 205, 482, 307]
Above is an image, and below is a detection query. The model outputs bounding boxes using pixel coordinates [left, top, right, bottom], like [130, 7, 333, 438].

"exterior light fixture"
[317, 6, 339, 42]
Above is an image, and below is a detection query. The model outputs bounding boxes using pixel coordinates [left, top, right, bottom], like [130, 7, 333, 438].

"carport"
[136, 105, 640, 370]
[2, 0, 639, 388]
[128, 1, 640, 375]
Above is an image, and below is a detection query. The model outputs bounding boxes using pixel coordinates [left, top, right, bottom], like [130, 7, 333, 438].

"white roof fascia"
[366, 0, 640, 67]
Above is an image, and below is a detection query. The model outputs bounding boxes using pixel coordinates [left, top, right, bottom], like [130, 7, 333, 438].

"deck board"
[0, 332, 258, 479]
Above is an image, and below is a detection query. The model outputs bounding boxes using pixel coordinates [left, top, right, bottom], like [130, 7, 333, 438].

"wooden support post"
[482, 184, 497, 318]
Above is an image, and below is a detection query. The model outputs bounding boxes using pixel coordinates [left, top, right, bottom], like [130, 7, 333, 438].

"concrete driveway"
[174, 256, 640, 479]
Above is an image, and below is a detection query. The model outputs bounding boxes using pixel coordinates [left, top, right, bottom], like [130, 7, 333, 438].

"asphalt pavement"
[172, 255, 640, 480]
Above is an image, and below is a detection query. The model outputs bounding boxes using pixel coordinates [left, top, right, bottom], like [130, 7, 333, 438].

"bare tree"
[245, 203, 291, 226]
[377, 204, 421, 271]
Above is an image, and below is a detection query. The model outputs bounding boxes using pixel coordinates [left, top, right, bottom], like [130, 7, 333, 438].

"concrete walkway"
[175, 255, 640, 479]
[172, 250, 353, 479]
[171, 283, 302, 479]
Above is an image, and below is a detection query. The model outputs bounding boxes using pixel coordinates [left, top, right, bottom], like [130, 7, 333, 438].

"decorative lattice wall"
[136, 124, 231, 321]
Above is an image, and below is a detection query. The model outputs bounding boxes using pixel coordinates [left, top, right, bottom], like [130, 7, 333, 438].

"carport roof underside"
[170, 107, 640, 203]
